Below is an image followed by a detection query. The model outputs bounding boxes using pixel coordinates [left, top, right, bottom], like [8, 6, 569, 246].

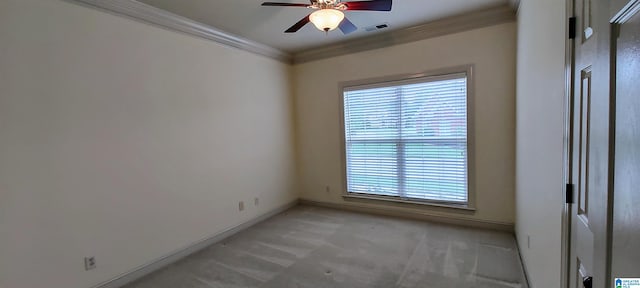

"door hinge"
[566, 184, 575, 204]
[569, 17, 577, 39]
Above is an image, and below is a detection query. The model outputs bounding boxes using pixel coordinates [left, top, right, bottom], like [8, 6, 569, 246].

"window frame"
[338, 65, 476, 211]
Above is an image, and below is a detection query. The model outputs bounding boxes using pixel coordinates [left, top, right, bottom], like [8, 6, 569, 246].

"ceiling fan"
[261, 0, 392, 34]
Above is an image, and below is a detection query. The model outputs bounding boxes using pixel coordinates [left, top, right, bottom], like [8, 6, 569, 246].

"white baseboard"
[299, 199, 515, 232]
[93, 199, 299, 288]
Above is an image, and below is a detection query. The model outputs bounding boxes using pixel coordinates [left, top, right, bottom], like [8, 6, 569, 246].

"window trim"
[338, 65, 476, 211]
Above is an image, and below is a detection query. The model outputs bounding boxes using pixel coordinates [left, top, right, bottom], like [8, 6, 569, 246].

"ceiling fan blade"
[285, 15, 311, 33]
[262, 2, 311, 7]
[339, 17, 357, 34]
[344, 0, 392, 11]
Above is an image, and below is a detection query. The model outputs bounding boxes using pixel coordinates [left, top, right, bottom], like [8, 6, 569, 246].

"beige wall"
[293, 23, 517, 225]
[0, 1, 296, 288]
[515, 0, 566, 287]
[0, 1, 523, 287]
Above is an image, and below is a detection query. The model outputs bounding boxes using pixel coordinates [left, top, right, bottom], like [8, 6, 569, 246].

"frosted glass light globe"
[309, 9, 345, 32]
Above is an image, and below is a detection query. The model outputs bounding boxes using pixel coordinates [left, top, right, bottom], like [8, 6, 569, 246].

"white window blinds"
[343, 73, 468, 203]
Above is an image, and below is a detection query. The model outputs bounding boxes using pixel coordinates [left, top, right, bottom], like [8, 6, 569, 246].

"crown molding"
[63, 0, 293, 63]
[63, 0, 515, 66]
[292, 4, 516, 64]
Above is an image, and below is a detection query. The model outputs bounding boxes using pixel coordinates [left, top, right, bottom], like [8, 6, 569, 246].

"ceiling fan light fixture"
[309, 9, 345, 32]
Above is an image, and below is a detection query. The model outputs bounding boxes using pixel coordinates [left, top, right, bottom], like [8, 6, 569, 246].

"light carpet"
[124, 205, 527, 288]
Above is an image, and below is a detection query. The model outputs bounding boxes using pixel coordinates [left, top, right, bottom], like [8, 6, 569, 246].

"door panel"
[582, 0, 594, 41]
[611, 0, 640, 280]
[578, 68, 592, 220]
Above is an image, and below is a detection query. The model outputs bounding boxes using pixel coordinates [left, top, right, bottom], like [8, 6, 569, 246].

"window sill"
[343, 193, 476, 212]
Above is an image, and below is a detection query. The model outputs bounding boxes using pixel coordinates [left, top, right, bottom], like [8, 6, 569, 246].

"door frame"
[562, 0, 576, 287]
[609, 0, 640, 282]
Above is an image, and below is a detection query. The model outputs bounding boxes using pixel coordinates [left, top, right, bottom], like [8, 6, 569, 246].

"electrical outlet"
[254, 197, 259, 206]
[84, 256, 96, 271]
[238, 201, 244, 211]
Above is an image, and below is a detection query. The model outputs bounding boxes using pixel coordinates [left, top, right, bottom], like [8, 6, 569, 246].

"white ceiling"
[137, 0, 509, 53]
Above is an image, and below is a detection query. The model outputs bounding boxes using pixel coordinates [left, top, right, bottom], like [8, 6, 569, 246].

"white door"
[567, 0, 640, 287]
[567, 0, 613, 287]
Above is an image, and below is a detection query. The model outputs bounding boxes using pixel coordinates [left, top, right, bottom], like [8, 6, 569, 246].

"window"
[342, 69, 471, 205]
